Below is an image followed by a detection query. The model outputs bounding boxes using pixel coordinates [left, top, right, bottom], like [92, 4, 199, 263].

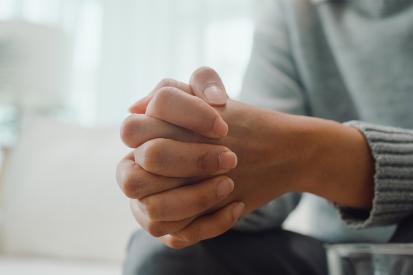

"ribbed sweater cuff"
[339, 121, 413, 229]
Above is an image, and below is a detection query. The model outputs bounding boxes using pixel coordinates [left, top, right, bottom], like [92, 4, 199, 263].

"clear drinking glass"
[326, 244, 413, 275]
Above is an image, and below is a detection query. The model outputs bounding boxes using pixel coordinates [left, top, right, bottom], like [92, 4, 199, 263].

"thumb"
[190, 67, 229, 106]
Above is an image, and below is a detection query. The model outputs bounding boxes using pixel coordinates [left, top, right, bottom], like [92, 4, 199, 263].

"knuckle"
[120, 114, 145, 148]
[116, 161, 137, 198]
[146, 221, 165, 237]
[196, 150, 220, 174]
[196, 152, 209, 172]
[151, 87, 176, 109]
[123, 169, 146, 199]
[121, 171, 138, 198]
[158, 78, 177, 89]
[138, 139, 165, 172]
[141, 196, 162, 221]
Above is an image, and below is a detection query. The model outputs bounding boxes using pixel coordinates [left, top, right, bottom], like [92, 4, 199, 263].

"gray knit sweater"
[236, 0, 413, 243]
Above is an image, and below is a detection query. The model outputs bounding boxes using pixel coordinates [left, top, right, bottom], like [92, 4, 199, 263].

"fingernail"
[216, 178, 234, 198]
[204, 85, 226, 105]
[213, 117, 228, 137]
[219, 151, 238, 170]
[232, 202, 245, 220]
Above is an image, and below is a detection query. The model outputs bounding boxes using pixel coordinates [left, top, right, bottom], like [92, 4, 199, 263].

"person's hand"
[118, 68, 247, 249]
[118, 67, 310, 248]
[126, 85, 312, 215]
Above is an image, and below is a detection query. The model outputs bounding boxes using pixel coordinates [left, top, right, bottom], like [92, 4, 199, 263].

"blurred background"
[0, 0, 254, 130]
[0, 0, 255, 274]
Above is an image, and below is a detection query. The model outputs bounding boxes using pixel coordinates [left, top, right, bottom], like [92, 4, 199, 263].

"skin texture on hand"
[120, 90, 314, 248]
[136, 97, 315, 211]
[144, 98, 314, 209]
[117, 67, 375, 249]
[118, 68, 248, 249]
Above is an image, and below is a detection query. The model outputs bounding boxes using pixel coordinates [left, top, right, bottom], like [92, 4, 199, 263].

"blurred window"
[0, 0, 254, 126]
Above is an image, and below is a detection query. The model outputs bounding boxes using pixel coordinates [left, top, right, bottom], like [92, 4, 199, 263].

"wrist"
[299, 118, 374, 209]
[263, 112, 324, 196]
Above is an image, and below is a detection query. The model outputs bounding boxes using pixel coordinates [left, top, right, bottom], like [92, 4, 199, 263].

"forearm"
[278, 115, 375, 210]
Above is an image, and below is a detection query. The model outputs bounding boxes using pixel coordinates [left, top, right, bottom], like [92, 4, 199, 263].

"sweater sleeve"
[339, 121, 413, 229]
[234, 0, 308, 232]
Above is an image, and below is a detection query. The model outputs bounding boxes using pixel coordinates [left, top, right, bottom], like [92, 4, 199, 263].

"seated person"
[116, 0, 413, 274]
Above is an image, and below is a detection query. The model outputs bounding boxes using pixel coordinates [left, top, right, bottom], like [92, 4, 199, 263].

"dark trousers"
[123, 215, 413, 275]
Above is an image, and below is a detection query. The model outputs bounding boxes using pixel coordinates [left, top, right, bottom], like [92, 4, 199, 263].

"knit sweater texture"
[235, 0, 413, 243]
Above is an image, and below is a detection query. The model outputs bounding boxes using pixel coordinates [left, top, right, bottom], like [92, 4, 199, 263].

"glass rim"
[325, 243, 413, 256]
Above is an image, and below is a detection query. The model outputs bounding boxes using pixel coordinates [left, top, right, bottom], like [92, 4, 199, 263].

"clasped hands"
[116, 67, 374, 249]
